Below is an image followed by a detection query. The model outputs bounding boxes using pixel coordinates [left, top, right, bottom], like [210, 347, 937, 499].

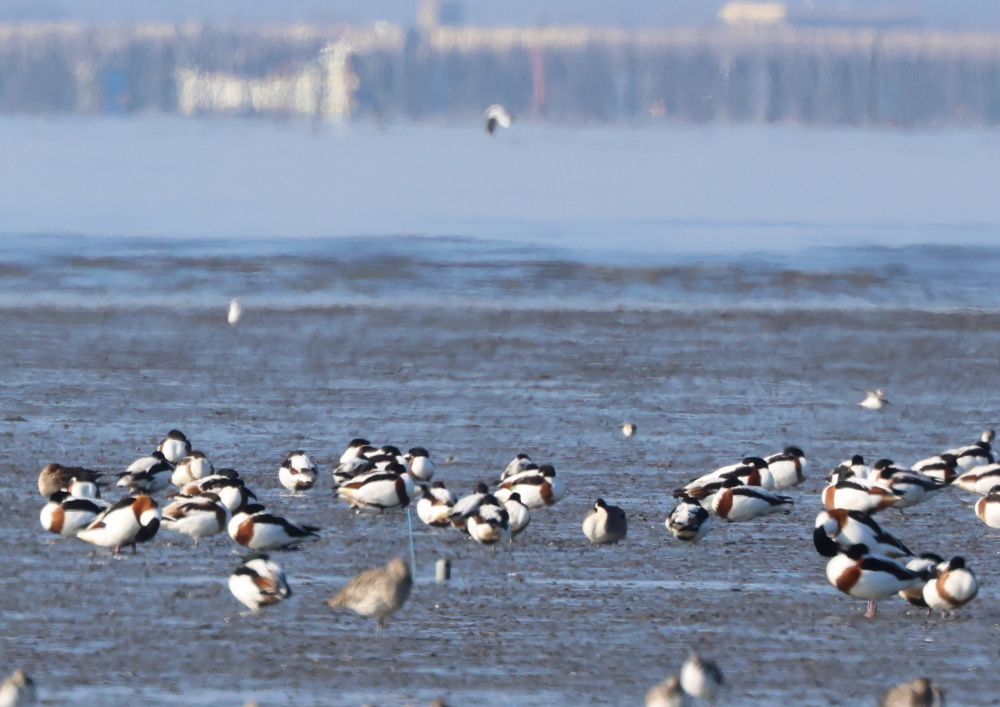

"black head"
[358, 445, 376, 455]
[379, 445, 403, 457]
[720, 476, 743, 489]
[508, 492, 522, 503]
[812, 526, 840, 558]
[241, 504, 267, 515]
[523, 463, 539, 471]
[348, 438, 370, 448]
[431, 481, 447, 489]
[408, 447, 430, 458]
[940, 454, 958, 465]
[845, 544, 869, 560]
[742, 457, 768, 469]
[988, 488, 1000, 500]
[784, 446, 805, 458]
[166, 429, 187, 440]
[538, 464, 556, 476]
[948, 556, 966, 570]
[384, 462, 407, 475]
[151, 451, 167, 461]
[288, 449, 305, 457]
[850, 455, 865, 466]
[595, 498, 607, 509]
[515, 453, 530, 461]
[475, 483, 489, 494]
[48, 490, 72, 503]
[873, 459, 894, 471]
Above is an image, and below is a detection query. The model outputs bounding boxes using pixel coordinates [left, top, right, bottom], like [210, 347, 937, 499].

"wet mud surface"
[2, 304, 1000, 705]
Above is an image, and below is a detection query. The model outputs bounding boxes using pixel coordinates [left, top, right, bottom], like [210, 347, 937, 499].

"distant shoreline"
[0, 20, 999, 127]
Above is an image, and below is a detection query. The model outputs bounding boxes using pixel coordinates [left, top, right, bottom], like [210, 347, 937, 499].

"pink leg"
[864, 600, 877, 618]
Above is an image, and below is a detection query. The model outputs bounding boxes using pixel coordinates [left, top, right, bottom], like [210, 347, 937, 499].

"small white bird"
[922, 556, 978, 615]
[415, 482, 457, 527]
[496, 464, 566, 509]
[500, 453, 533, 482]
[859, 389, 889, 410]
[339, 438, 372, 465]
[278, 451, 318, 492]
[667, 495, 712, 543]
[503, 492, 531, 538]
[228, 298, 242, 326]
[179, 475, 256, 514]
[161, 493, 231, 547]
[0, 669, 36, 707]
[622, 422, 636, 438]
[406, 447, 436, 482]
[170, 451, 214, 487]
[336, 463, 414, 512]
[485, 104, 513, 135]
[680, 651, 723, 701]
[229, 554, 291, 613]
[467, 497, 511, 545]
[117, 451, 174, 494]
[157, 429, 192, 464]
[765, 446, 808, 488]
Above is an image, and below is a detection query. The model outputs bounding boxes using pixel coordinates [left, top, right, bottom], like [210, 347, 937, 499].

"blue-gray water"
[4, 234, 1000, 314]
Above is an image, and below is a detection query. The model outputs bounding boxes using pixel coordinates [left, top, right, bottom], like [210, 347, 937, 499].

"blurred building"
[0, 4, 996, 127]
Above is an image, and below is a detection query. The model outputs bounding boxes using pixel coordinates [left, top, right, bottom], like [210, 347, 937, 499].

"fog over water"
[1, 118, 998, 250]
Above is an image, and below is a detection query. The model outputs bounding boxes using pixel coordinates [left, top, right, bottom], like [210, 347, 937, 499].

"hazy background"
[0, 0, 997, 248]
[3, 1, 1000, 30]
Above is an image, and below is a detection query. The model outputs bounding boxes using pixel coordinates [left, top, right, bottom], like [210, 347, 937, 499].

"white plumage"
[923, 557, 978, 612]
[227, 298, 242, 326]
[170, 451, 214, 486]
[278, 451, 318, 492]
[667, 496, 712, 543]
[229, 555, 291, 613]
[415, 482, 456, 527]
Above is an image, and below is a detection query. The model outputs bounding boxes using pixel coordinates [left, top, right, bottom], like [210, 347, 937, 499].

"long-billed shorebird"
[327, 557, 412, 637]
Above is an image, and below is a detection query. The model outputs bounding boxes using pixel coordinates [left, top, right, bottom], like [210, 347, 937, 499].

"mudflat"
[3, 303, 998, 705]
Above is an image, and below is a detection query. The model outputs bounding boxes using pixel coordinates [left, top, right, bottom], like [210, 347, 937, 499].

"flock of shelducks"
[30, 421, 994, 703]
[35, 431, 577, 629]
[811, 429, 992, 620]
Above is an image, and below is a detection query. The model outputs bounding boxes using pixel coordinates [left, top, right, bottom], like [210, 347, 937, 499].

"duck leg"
[864, 600, 877, 618]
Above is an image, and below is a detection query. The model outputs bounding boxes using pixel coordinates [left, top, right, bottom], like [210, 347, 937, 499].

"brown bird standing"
[327, 557, 412, 637]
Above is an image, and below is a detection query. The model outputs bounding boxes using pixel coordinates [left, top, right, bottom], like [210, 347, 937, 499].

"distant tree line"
[1, 23, 999, 126]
